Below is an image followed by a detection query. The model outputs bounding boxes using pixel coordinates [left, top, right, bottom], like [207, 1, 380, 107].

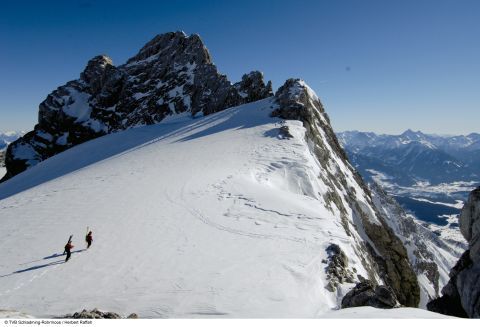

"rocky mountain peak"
[126, 31, 211, 66]
[272, 79, 326, 120]
[1, 32, 273, 182]
[80, 55, 115, 93]
[82, 55, 114, 76]
[81, 55, 113, 77]
[400, 129, 425, 140]
[234, 71, 273, 103]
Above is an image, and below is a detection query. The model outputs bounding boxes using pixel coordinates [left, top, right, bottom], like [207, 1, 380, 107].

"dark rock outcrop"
[62, 308, 138, 319]
[234, 71, 273, 103]
[278, 125, 293, 139]
[341, 280, 399, 309]
[371, 184, 439, 296]
[1, 31, 272, 182]
[324, 243, 355, 292]
[427, 187, 480, 318]
[460, 188, 480, 262]
[0, 150, 5, 168]
[427, 252, 470, 317]
[272, 79, 420, 307]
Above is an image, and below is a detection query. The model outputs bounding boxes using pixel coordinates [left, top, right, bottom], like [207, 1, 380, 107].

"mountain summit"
[1, 31, 272, 181]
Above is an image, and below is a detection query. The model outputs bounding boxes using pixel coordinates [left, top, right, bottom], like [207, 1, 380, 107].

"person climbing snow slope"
[64, 240, 74, 262]
[86, 231, 93, 249]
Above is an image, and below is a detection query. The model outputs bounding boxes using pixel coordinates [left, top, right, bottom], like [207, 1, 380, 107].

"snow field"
[0, 98, 432, 318]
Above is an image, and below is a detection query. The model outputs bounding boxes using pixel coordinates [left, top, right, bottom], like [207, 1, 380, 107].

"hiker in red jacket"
[86, 231, 93, 249]
[65, 240, 74, 262]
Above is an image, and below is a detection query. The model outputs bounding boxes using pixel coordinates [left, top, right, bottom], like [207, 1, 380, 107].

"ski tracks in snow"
[162, 121, 341, 249]
[0, 250, 88, 296]
[165, 185, 306, 244]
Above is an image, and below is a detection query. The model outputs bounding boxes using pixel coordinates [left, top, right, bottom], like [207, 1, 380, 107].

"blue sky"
[1, 0, 479, 134]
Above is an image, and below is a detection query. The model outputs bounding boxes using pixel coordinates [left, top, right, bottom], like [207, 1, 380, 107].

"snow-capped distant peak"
[0, 131, 25, 148]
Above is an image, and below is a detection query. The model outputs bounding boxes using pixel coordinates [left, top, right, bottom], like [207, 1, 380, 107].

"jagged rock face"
[272, 79, 420, 307]
[341, 280, 399, 309]
[428, 187, 480, 318]
[0, 150, 5, 167]
[460, 187, 480, 262]
[427, 251, 470, 317]
[1, 31, 273, 181]
[234, 71, 273, 103]
[370, 182, 465, 307]
[324, 244, 356, 292]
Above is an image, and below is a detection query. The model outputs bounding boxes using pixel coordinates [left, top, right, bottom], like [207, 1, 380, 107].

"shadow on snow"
[0, 98, 274, 201]
[0, 249, 86, 278]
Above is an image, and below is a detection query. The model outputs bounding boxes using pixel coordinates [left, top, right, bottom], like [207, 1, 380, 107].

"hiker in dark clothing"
[86, 231, 93, 249]
[65, 240, 74, 262]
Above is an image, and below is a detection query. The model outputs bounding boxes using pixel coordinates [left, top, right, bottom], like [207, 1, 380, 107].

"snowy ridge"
[0, 82, 429, 317]
[0, 97, 367, 317]
[2, 32, 272, 182]
[273, 79, 420, 307]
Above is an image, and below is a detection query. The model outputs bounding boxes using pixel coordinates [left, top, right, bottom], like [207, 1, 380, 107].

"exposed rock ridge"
[126, 31, 211, 65]
[1, 31, 273, 181]
[427, 186, 480, 317]
[61, 308, 138, 319]
[234, 71, 273, 103]
[324, 243, 356, 292]
[0, 151, 5, 168]
[271, 78, 420, 307]
[341, 280, 399, 309]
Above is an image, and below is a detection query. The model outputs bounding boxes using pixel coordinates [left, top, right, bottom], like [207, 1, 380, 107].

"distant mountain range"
[1, 132, 24, 172]
[337, 129, 479, 242]
[0, 131, 24, 150]
[337, 130, 480, 188]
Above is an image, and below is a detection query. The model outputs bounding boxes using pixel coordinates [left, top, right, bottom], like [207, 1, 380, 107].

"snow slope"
[0, 98, 378, 318]
[318, 306, 453, 319]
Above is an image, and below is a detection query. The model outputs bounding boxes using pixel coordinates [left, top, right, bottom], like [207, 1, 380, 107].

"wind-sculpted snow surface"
[1, 31, 272, 182]
[0, 76, 424, 317]
[0, 98, 356, 317]
[318, 306, 453, 319]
